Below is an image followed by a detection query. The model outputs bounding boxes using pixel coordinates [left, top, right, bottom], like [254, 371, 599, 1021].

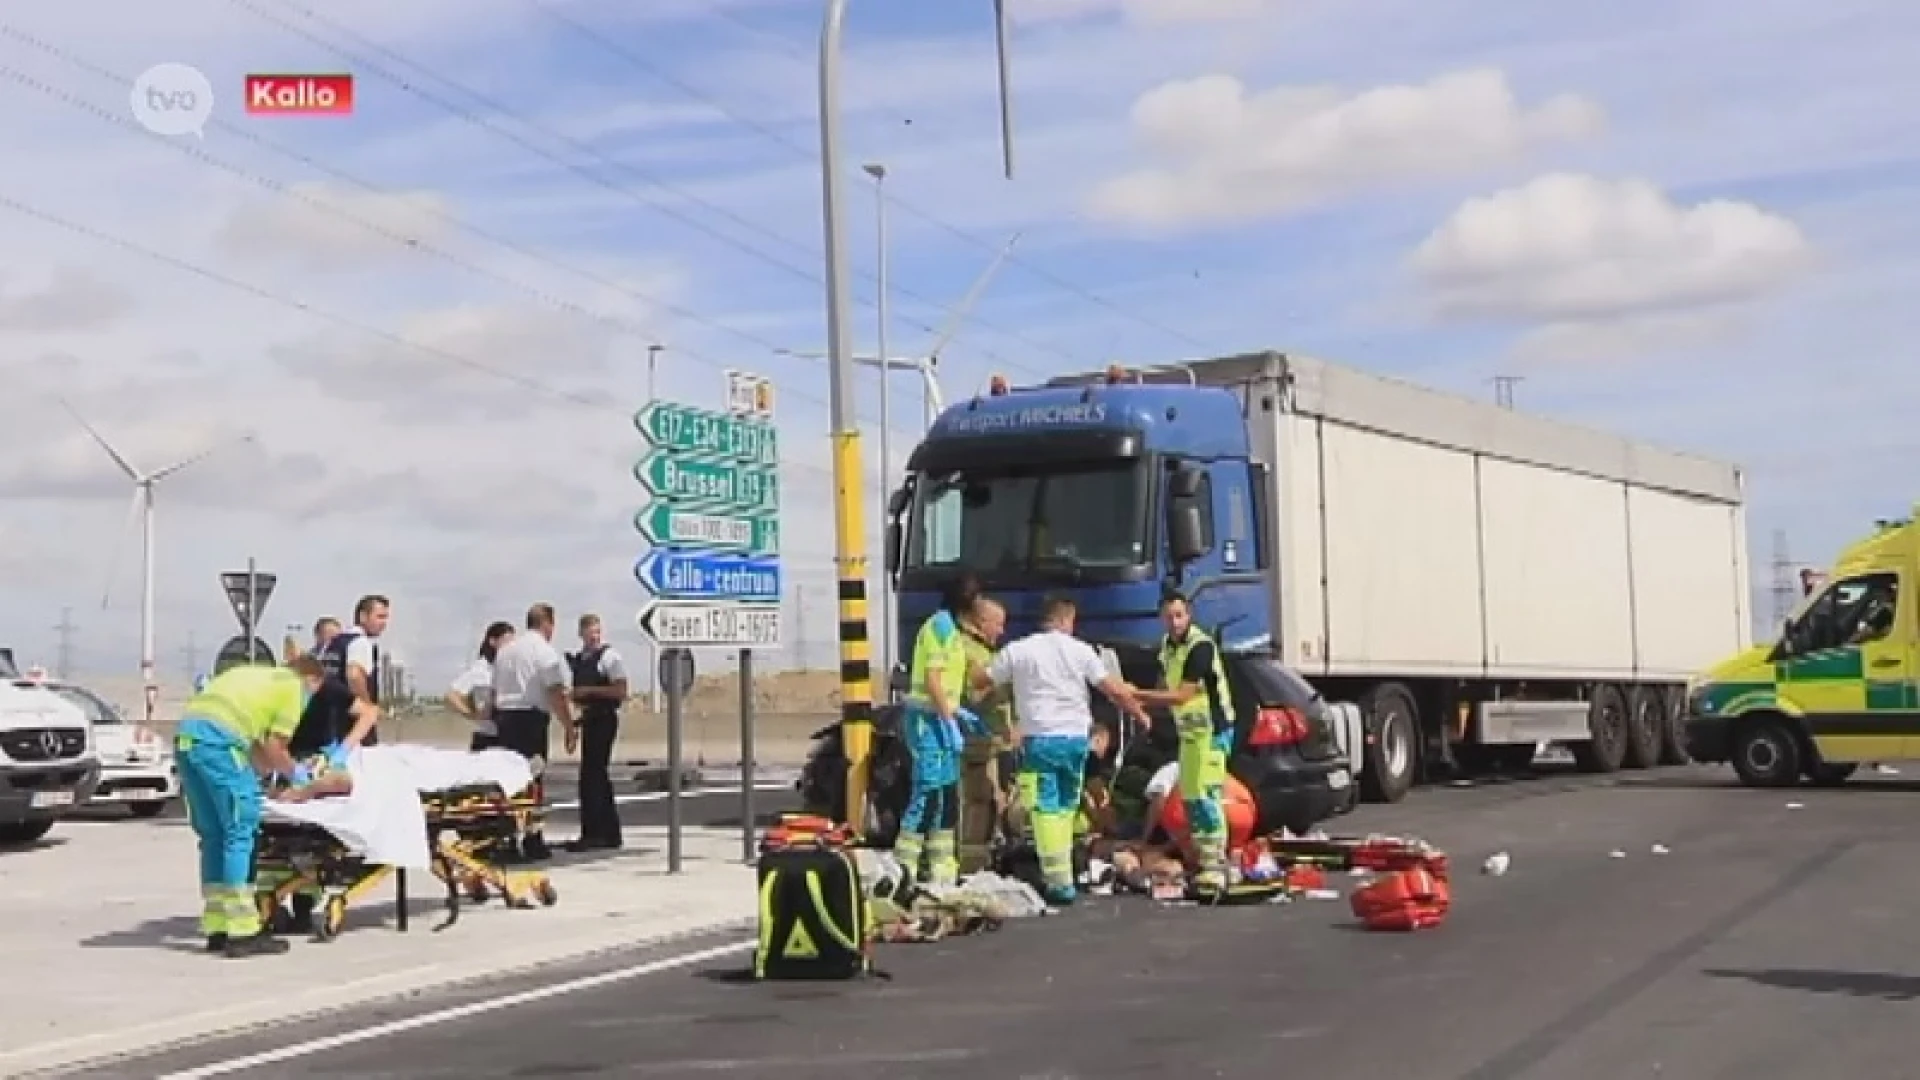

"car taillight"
[1249, 706, 1310, 747]
[134, 727, 158, 745]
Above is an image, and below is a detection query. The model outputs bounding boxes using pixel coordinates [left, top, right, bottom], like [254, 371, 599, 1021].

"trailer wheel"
[1623, 686, 1662, 770]
[1730, 717, 1801, 788]
[1572, 685, 1629, 773]
[1658, 685, 1691, 765]
[1358, 683, 1418, 804]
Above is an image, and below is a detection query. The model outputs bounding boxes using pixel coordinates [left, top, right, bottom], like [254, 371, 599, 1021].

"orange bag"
[1349, 868, 1450, 931]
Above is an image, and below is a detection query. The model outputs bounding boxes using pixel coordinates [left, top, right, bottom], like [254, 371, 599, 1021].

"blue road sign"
[634, 548, 782, 601]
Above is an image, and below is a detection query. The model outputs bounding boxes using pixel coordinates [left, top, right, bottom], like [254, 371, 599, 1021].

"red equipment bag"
[759, 813, 854, 854]
[1349, 867, 1451, 932]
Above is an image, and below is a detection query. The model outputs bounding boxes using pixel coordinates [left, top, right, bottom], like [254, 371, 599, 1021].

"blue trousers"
[895, 705, 963, 885]
[175, 716, 264, 937]
[1017, 734, 1089, 897]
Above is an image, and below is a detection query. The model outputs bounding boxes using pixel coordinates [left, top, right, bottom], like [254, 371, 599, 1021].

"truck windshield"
[906, 461, 1150, 572]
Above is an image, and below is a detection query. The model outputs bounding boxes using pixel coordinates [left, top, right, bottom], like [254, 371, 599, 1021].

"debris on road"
[1786, 802, 1805, 810]
[1609, 849, 1627, 859]
[1482, 852, 1511, 876]
[1650, 844, 1670, 855]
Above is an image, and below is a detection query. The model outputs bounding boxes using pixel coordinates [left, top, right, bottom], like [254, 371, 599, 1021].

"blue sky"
[0, 0, 1915, 689]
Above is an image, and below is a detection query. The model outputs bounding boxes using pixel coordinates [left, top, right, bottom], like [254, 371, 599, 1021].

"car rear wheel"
[1729, 718, 1802, 788]
[128, 800, 169, 819]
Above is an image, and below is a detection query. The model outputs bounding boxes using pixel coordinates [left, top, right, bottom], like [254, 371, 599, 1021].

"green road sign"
[634, 504, 779, 555]
[634, 402, 777, 466]
[634, 452, 779, 513]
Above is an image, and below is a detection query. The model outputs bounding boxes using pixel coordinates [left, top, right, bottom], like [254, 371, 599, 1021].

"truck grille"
[0, 728, 86, 762]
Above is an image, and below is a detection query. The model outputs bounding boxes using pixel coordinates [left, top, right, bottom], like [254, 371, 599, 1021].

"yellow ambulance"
[1686, 512, 1917, 786]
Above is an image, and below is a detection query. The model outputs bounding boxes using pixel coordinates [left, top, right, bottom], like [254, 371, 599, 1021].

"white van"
[0, 651, 101, 846]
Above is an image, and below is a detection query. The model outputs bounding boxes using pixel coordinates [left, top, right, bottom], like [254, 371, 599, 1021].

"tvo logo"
[130, 62, 214, 138]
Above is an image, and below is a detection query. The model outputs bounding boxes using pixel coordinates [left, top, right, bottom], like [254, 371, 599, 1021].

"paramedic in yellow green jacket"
[956, 597, 1011, 872]
[896, 575, 988, 888]
[1130, 593, 1235, 897]
[176, 655, 346, 957]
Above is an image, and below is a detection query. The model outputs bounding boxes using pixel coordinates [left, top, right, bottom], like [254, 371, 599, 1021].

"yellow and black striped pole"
[817, 0, 1013, 832]
[819, 0, 872, 832]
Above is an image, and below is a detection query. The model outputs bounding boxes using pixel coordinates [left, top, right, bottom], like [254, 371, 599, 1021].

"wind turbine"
[779, 231, 1021, 432]
[61, 402, 255, 726]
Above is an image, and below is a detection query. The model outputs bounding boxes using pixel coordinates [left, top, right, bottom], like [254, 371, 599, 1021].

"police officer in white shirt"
[490, 603, 576, 861]
[448, 621, 515, 751]
[565, 614, 630, 852]
[974, 593, 1144, 904]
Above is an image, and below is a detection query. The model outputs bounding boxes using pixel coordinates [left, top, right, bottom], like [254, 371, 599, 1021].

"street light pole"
[645, 342, 664, 713]
[820, 0, 1014, 832]
[863, 162, 894, 688]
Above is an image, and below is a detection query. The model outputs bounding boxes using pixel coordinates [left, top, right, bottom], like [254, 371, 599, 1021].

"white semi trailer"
[1216, 352, 1750, 799]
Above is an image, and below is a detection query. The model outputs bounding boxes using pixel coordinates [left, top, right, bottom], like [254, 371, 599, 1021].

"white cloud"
[215, 183, 454, 271]
[0, 269, 135, 333]
[1087, 68, 1603, 229]
[1409, 173, 1812, 324]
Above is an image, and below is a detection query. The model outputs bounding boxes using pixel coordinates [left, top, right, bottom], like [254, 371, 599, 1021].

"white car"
[0, 671, 100, 845]
[42, 681, 176, 818]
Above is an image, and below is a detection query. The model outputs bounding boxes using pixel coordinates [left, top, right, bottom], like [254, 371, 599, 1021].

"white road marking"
[156, 939, 754, 1079]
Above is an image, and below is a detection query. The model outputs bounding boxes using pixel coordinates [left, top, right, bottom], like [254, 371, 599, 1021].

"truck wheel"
[1572, 685, 1629, 773]
[1658, 685, 1691, 765]
[1623, 686, 1662, 769]
[128, 800, 169, 819]
[1358, 683, 1418, 804]
[1729, 718, 1802, 787]
[0, 819, 54, 847]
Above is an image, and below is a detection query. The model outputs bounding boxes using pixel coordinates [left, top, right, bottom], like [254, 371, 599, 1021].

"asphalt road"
[77, 764, 1920, 1079]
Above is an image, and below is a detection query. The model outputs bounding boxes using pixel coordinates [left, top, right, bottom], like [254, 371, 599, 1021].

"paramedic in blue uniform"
[492, 602, 576, 861]
[894, 574, 989, 888]
[566, 613, 629, 852]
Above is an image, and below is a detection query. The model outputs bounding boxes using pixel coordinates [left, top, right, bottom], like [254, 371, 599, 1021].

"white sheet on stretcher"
[262, 746, 535, 871]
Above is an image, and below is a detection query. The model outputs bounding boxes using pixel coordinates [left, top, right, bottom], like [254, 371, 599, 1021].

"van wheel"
[1806, 763, 1857, 787]
[1358, 683, 1418, 804]
[1658, 686, 1691, 765]
[1623, 687, 1662, 769]
[1573, 685, 1629, 773]
[1730, 719, 1802, 788]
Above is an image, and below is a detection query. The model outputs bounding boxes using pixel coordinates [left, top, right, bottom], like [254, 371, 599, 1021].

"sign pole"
[664, 647, 686, 874]
[739, 647, 756, 863]
[243, 558, 257, 664]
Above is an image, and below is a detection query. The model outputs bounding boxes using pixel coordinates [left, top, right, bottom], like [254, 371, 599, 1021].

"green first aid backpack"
[754, 846, 873, 980]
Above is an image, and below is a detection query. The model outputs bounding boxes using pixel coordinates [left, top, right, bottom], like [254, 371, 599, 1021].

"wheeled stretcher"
[254, 782, 558, 941]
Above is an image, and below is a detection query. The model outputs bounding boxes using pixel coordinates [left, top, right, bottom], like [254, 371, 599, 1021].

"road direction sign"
[634, 504, 779, 555]
[634, 453, 778, 513]
[213, 635, 277, 674]
[635, 549, 781, 601]
[219, 570, 277, 630]
[634, 401, 777, 465]
[638, 600, 783, 648]
[725, 370, 775, 420]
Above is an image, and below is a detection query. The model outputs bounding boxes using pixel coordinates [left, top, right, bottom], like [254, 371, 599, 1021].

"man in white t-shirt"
[975, 593, 1143, 904]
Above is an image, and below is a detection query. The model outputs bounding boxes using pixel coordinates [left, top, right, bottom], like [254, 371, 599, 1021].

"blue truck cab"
[883, 366, 1271, 688]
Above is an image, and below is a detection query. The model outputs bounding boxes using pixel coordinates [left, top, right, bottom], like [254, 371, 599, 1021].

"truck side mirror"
[883, 522, 904, 573]
[887, 483, 913, 517]
[1169, 464, 1203, 499]
[1169, 503, 1205, 563]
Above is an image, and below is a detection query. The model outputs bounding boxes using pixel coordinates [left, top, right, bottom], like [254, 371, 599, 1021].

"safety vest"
[1158, 627, 1232, 733]
[908, 611, 968, 711]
